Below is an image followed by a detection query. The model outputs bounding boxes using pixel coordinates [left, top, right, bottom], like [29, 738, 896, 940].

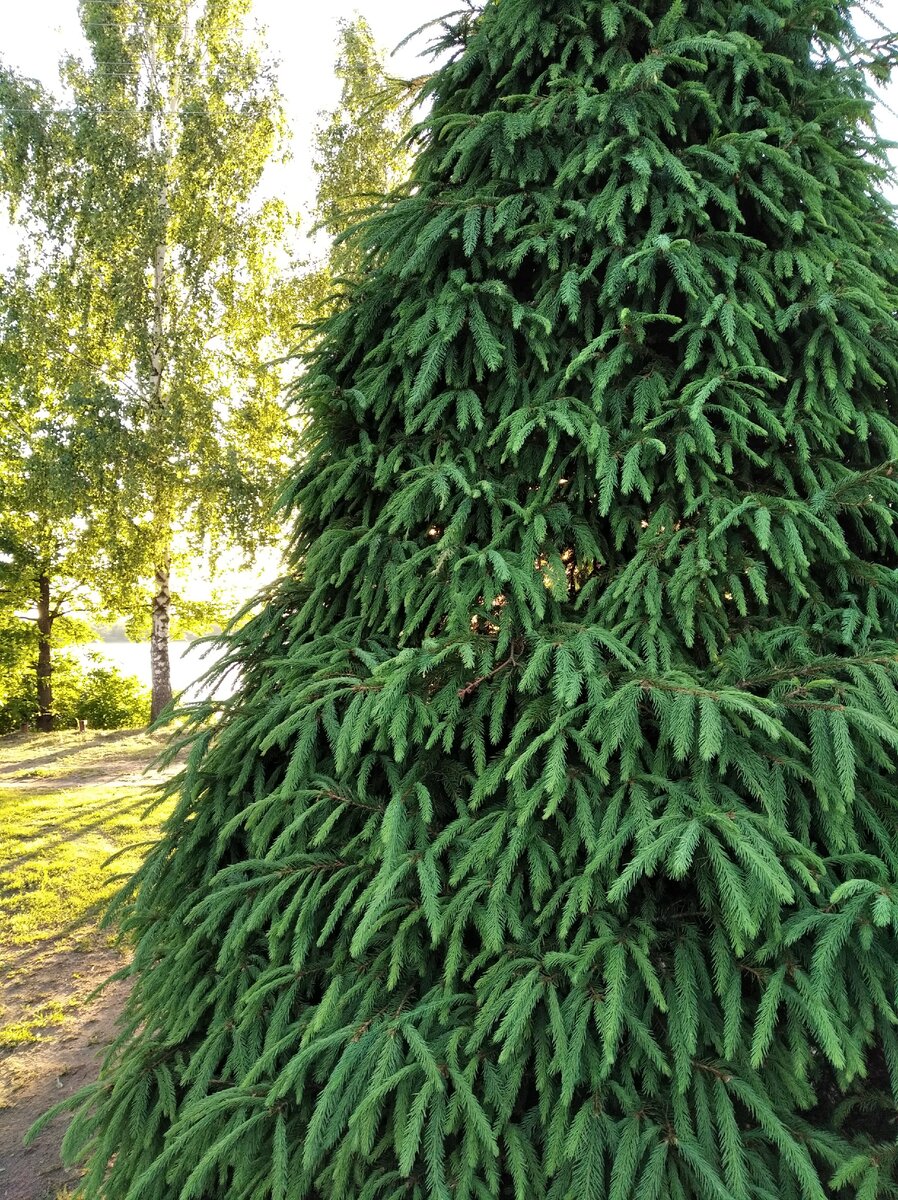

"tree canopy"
[0, 6, 422, 728]
[311, 15, 414, 284]
[0, 265, 128, 728]
[1, 0, 300, 719]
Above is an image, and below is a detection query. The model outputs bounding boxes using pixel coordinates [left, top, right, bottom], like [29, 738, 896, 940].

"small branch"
[458, 646, 521, 700]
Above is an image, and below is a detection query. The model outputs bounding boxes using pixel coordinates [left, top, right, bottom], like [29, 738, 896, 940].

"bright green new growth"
[59, 1, 898, 1196]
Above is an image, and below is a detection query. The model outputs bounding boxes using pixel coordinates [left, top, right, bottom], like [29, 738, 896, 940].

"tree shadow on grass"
[0, 903, 121, 981]
[0, 732, 146, 779]
[0, 792, 162, 882]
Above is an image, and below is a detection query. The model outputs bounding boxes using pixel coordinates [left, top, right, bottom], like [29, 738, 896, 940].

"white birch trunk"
[150, 555, 174, 721]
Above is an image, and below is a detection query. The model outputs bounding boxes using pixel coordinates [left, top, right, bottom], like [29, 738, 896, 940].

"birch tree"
[311, 16, 414, 284]
[0, 6, 420, 723]
[1, 0, 299, 720]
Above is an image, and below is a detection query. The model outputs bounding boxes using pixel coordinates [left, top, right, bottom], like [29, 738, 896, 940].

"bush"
[0, 670, 37, 735]
[60, 656, 151, 730]
[0, 614, 37, 733]
[0, 652, 150, 733]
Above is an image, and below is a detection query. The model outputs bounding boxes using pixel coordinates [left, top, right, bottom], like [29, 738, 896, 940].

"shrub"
[60, 656, 151, 730]
[0, 653, 150, 733]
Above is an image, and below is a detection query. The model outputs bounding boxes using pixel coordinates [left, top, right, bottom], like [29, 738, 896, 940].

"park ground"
[0, 729, 177, 1200]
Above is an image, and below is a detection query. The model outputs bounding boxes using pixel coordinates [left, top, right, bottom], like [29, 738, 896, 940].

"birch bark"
[150, 555, 173, 720]
[36, 572, 53, 732]
[147, 36, 176, 722]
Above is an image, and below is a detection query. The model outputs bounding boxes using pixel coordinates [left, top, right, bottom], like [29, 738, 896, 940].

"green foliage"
[0, 654, 150, 734]
[0, 337, 127, 736]
[64, 657, 152, 731]
[292, 14, 416, 334]
[41, 0, 301, 561]
[0, 1, 301, 714]
[312, 17, 414, 282]
[53, 1, 898, 1198]
[0, 5, 415, 719]
[0, 268, 127, 682]
[0, 611, 38, 734]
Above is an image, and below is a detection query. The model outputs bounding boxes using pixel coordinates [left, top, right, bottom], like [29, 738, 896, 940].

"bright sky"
[1, 0, 455, 222]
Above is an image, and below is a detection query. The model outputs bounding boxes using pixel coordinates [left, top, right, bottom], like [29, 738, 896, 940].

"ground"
[0, 729, 178, 1200]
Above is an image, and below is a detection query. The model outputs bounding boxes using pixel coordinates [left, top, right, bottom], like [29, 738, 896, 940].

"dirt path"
[0, 957, 128, 1200]
[0, 731, 179, 1200]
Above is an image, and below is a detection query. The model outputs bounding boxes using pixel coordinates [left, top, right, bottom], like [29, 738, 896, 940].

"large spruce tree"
[57, 1, 898, 1196]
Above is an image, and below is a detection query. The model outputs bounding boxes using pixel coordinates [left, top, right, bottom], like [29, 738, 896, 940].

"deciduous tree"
[311, 16, 413, 284]
[0, 267, 125, 730]
[1, 0, 299, 720]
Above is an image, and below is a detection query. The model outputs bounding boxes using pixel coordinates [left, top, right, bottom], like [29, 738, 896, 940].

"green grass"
[0, 781, 167, 966]
[0, 730, 175, 1044]
[0, 999, 70, 1050]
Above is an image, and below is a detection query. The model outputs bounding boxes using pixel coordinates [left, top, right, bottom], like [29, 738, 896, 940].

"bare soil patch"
[0, 730, 179, 1199]
[0, 957, 127, 1200]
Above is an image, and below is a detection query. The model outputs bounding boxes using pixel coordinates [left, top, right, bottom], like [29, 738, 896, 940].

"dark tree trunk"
[150, 556, 173, 722]
[36, 573, 54, 733]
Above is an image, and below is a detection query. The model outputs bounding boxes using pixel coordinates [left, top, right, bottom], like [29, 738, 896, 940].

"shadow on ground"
[0, 731, 145, 779]
[0, 730, 179, 1199]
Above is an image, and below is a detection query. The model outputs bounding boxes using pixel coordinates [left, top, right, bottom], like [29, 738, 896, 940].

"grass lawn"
[0, 729, 177, 1200]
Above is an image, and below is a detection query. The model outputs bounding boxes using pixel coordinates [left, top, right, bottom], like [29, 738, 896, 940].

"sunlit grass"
[0, 999, 70, 1049]
[0, 731, 176, 1046]
[0, 782, 171, 969]
[0, 727, 165, 780]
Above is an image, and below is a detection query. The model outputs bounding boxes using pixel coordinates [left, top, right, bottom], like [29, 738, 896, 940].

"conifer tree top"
[282, 0, 898, 674]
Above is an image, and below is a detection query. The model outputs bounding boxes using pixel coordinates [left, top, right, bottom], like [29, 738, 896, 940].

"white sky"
[0, 0, 456, 224]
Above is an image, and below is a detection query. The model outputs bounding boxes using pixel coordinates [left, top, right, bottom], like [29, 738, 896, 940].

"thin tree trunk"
[148, 219, 171, 722]
[150, 555, 174, 722]
[36, 573, 54, 733]
[147, 37, 178, 727]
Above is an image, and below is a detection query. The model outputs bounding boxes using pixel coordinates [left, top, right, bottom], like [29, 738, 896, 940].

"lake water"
[71, 639, 236, 701]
